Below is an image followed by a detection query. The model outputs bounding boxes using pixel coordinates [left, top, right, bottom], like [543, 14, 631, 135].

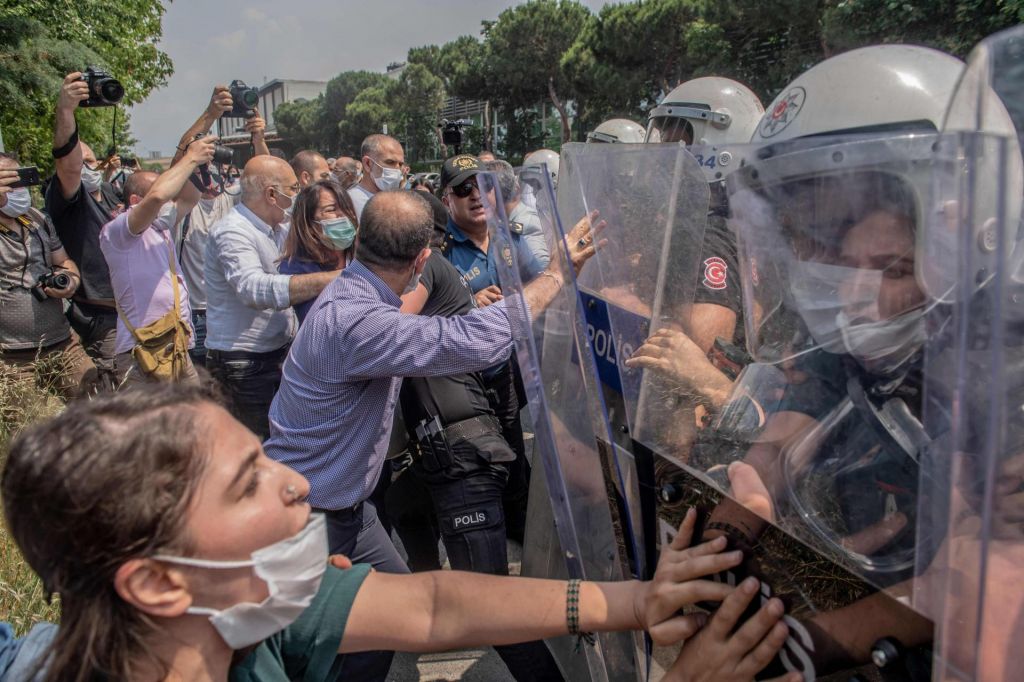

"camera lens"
[52, 273, 71, 289]
[212, 145, 234, 166]
[97, 78, 124, 104]
[241, 89, 259, 108]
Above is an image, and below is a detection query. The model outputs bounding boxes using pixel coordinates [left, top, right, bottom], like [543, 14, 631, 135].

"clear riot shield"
[607, 123, 1020, 680]
[919, 26, 1024, 682]
[556, 142, 711, 585]
[477, 167, 639, 681]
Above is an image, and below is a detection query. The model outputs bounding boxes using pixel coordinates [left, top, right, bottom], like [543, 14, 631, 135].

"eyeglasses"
[448, 180, 478, 199]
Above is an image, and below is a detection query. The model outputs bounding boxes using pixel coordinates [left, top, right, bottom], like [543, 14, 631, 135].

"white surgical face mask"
[154, 514, 328, 649]
[273, 188, 296, 220]
[788, 260, 883, 352]
[403, 269, 421, 295]
[371, 159, 403, 192]
[838, 308, 926, 375]
[1, 188, 31, 218]
[81, 164, 102, 193]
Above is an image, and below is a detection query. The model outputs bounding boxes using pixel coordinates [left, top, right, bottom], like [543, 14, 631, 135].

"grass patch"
[0, 350, 69, 635]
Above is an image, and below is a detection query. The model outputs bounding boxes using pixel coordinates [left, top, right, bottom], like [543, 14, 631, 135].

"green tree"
[485, 0, 592, 144]
[0, 1, 171, 172]
[273, 97, 325, 156]
[321, 71, 391, 154]
[338, 84, 395, 154]
[822, 0, 1024, 58]
[389, 63, 447, 163]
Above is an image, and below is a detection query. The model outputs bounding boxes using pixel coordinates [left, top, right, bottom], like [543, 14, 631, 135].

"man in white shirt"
[204, 155, 339, 439]
[348, 134, 405, 220]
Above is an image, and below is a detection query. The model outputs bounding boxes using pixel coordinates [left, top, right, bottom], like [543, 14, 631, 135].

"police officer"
[398, 241, 565, 681]
[684, 44, 1021, 678]
[437, 154, 544, 542]
[586, 118, 646, 144]
[645, 76, 765, 354]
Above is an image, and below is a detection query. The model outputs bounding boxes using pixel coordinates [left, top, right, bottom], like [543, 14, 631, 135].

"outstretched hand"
[664, 574, 799, 682]
[637, 507, 744, 644]
[563, 209, 608, 275]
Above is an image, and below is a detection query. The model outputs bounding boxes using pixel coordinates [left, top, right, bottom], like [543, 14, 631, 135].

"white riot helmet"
[522, 149, 560, 185]
[646, 77, 764, 146]
[587, 118, 646, 144]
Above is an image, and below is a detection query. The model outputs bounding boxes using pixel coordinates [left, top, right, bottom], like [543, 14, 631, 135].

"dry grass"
[0, 350, 68, 634]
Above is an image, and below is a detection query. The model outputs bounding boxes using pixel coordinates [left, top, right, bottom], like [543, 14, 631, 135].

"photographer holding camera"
[172, 86, 269, 368]
[99, 132, 218, 386]
[44, 71, 128, 392]
[0, 153, 95, 399]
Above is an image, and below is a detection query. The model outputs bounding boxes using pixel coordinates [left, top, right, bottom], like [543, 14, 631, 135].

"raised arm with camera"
[52, 72, 91, 201]
[127, 135, 216, 235]
[243, 108, 270, 157]
[171, 86, 234, 168]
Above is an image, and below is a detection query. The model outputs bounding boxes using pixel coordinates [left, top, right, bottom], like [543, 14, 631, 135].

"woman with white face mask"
[0, 385, 798, 682]
[278, 180, 358, 324]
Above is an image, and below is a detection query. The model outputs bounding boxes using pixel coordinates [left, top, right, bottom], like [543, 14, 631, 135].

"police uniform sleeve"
[693, 214, 740, 313]
[230, 563, 372, 682]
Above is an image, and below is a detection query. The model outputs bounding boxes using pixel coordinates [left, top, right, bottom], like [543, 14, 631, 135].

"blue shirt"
[264, 260, 516, 510]
[278, 257, 333, 325]
[440, 217, 544, 294]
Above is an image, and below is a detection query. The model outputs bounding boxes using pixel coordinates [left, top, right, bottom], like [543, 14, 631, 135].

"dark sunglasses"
[449, 179, 478, 198]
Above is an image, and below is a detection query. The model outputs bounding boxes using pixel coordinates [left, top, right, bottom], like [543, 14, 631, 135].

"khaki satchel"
[116, 232, 192, 381]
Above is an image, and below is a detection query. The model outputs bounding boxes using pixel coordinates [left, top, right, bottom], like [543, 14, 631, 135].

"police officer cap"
[440, 154, 482, 190]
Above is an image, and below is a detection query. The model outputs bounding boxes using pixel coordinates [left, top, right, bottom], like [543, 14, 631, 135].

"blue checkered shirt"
[264, 260, 515, 510]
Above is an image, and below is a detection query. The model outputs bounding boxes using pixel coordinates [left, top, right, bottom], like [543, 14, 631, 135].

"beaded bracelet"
[566, 579, 596, 651]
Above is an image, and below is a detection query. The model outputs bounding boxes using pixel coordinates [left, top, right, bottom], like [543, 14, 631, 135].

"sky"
[130, 0, 609, 157]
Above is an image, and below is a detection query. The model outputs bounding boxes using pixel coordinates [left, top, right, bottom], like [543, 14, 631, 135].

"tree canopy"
[0, 0, 172, 171]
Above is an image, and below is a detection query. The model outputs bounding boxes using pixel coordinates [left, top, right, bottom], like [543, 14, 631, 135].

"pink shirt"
[99, 205, 193, 355]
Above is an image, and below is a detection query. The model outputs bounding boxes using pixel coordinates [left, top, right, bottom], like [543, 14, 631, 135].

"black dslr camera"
[229, 79, 259, 118]
[31, 270, 72, 301]
[79, 67, 124, 108]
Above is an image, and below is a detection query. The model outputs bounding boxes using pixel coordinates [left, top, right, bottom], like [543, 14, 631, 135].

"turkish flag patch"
[702, 257, 728, 290]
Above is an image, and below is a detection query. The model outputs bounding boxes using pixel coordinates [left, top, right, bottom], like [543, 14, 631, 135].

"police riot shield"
[918, 25, 1024, 682]
[556, 142, 711, 587]
[620, 102, 1023, 677]
[477, 166, 638, 681]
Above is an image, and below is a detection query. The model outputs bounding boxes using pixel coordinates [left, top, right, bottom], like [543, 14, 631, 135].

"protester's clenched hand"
[663, 574, 799, 682]
[245, 109, 267, 137]
[635, 508, 743, 644]
[58, 72, 90, 111]
[207, 85, 233, 118]
[187, 134, 218, 167]
[474, 285, 503, 307]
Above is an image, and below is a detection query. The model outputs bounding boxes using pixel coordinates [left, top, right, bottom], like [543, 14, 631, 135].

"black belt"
[413, 413, 501, 450]
[314, 501, 363, 519]
[207, 344, 289, 361]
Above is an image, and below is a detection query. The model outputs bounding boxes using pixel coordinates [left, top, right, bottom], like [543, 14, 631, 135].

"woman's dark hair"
[280, 179, 357, 268]
[2, 384, 218, 682]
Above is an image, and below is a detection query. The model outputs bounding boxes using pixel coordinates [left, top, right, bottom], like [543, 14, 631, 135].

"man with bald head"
[265, 188, 601, 578]
[204, 154, 341, 438]
[290, 149, 332, 188]
[99, 136, 216, 385]
[332, 155, 361, 189]
[45, 72, 129, 390]
[348, 134, 405, 220]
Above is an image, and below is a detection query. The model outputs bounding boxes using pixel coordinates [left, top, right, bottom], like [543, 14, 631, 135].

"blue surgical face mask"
[320, 216, 356, 250]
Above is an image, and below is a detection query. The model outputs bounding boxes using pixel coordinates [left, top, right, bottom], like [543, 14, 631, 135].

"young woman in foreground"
[1, 385, 798, 682]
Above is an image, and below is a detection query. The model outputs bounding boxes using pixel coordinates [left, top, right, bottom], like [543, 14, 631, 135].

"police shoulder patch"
[702, 256, 728, 290]
[510, 221, 524, 235]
